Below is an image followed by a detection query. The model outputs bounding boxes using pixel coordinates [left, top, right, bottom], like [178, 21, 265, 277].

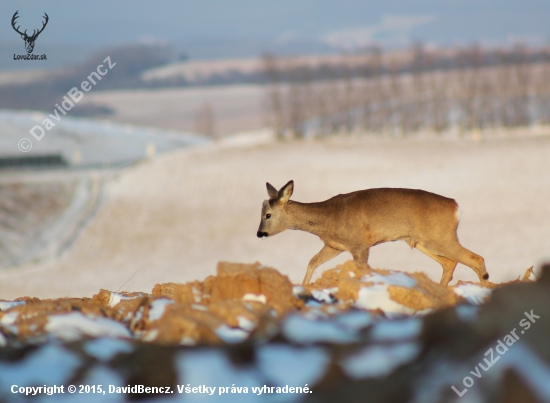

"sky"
[0, 0, 548, 68]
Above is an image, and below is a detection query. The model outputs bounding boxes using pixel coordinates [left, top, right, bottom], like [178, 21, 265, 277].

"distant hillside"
[0, 44, 173, 113]
[1, 43, 549, 122]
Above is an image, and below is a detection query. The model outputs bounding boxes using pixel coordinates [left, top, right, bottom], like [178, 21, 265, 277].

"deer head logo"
[11, 11, 49, 54]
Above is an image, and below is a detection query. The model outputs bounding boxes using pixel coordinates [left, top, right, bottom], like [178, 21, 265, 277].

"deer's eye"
[266, 214, 271, 219]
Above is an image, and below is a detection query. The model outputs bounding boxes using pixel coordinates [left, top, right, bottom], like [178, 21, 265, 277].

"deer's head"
[12, 11, 49, 54]
[257, 180, 294, 238]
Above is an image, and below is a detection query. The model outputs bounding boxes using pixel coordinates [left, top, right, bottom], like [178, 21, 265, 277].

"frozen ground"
[0, 131, 549, 299]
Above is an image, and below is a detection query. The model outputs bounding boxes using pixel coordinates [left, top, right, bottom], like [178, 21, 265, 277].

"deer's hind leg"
[421, 236, 489, 285]
[415, 243, 457, 286]
[302, 244, 342, 285]
[443, 244, 488, 284]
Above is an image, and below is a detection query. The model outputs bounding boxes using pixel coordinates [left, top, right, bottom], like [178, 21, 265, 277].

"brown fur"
[257, 180, 489, 286]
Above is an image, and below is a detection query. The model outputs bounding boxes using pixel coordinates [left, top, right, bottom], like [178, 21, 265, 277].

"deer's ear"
[266, 182, 278, 200]
[278, 180, 294, 203]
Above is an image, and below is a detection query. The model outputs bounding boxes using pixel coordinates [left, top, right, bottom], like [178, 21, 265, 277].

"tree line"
[263, 44, 550, 138]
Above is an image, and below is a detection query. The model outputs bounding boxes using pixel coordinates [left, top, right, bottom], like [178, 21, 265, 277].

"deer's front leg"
[351, 246, 370, 266]
[302, 245, 342, 285]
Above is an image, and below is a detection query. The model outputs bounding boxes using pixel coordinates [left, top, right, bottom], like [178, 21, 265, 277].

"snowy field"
[0, 130, 549, 299]
[80, 84, 266, 135]
[0, 110, 207, 165]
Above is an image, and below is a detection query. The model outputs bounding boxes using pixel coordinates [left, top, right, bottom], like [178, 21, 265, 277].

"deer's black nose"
[257, 231, 268, 238]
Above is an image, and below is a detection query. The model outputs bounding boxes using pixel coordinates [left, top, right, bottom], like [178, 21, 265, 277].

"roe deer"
[257, 180, 489, 286]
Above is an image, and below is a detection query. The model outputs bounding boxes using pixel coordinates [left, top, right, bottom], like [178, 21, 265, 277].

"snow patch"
[283, 314, 358, 344]
[455, 304, 479, 321]
[177, 350, 261, 394]
[453, 284, 491, 305]
[311, 289, 335, 303]
[242, 293, 266, 303]
[108, 292, 132, 307]
[257, 345, 330, 387]
[0, 300, 26, 311]
[355, 286, 415, 315]
[371, 318, 422, 341]
[414, 308, 434, 316]
[142, 329, 159, 342]
[341, 342, 420, 379]
[148, 299, 174, 322]
[45, 313, 131, 341]
[215, 324, 249, 344]
[237, 316, 256, 331]
[361, 271, 417, 288]
[0, 344, 80, 389]
[81, 367, 126, 402]
[83, 338, 134, 362]
[334, 310, 375, 330]
[292, 285, 306, 297]
[192, 287, 202, 303]
[180, 336, 195, 346]
[0, 311, 19, 326]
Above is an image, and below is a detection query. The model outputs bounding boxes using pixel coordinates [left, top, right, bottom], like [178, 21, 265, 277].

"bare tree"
[262, 53, 286, 139]
[261, 43, 545, 140]
[194, 102, 215, 137]
[367, 47, 387, 134]
[339, 53, 355, 134]
[510, 44, 532, 127]
[428, 69, 450, 133]
[286, 60, 308, 138]
[534, 47, 550, 124]
[388, 59, 405, 135]
[455, 45, 483, 133]
[409, 42, 428, 133]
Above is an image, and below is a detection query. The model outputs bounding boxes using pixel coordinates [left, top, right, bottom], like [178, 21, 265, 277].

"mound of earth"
[0, 261, 546, 403]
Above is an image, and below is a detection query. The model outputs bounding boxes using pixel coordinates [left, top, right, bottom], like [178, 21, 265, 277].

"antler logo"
[11, 10, 49, 54]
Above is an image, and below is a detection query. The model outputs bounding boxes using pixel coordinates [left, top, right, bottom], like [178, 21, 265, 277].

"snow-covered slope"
[0, 110, 208, 167]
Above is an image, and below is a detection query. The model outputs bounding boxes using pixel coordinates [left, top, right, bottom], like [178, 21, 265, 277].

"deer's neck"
[286, 200, 331, 236]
